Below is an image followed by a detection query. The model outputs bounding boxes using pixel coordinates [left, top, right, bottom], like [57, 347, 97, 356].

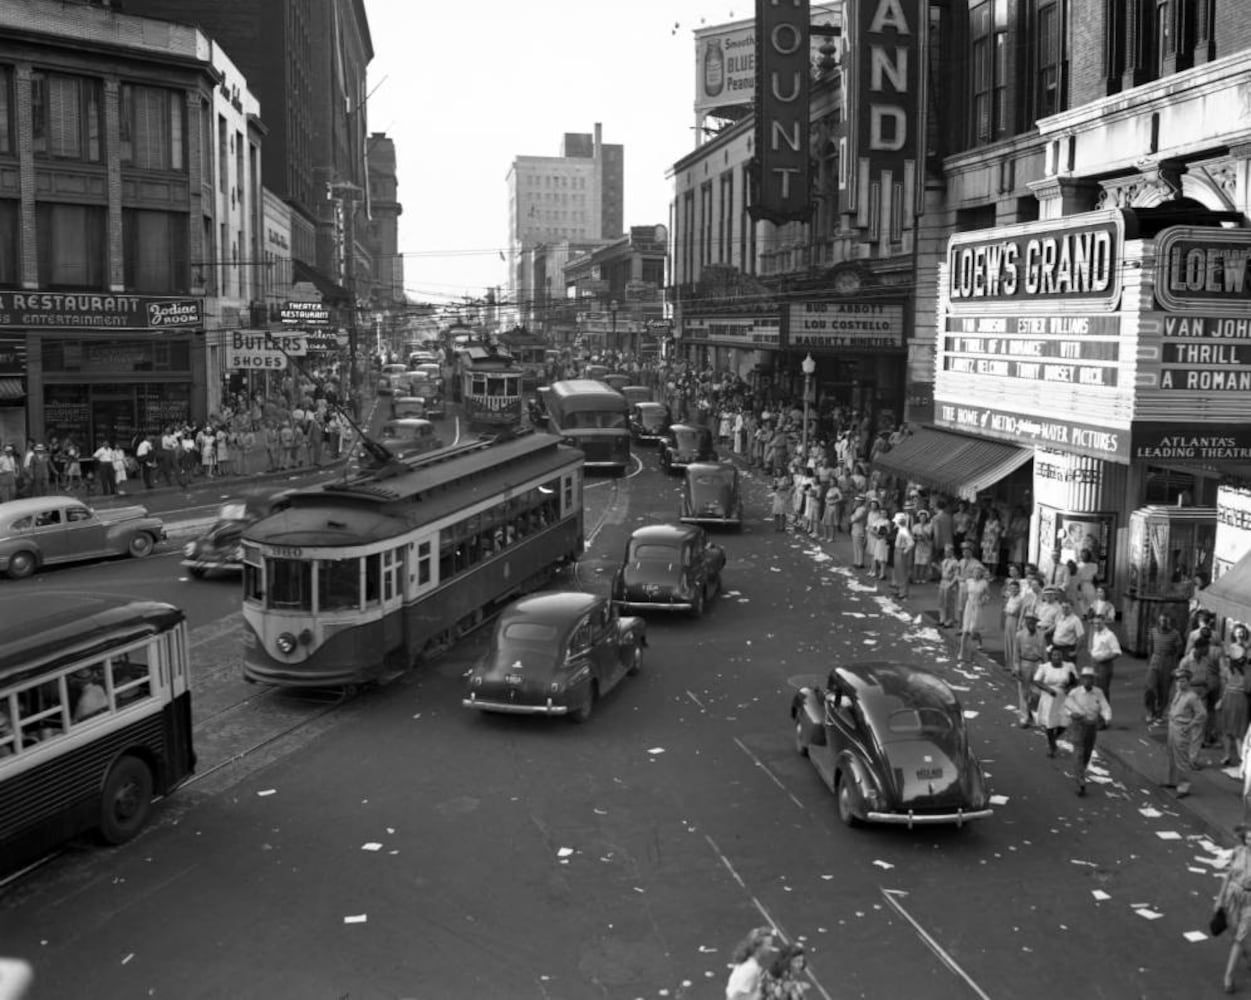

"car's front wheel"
[7, 550, 36, 580]
[570, 682, 597, 724]
[836, 773, 863, 828]
[689, 585, 705, 619]
[627, 644, 643, 676]
[794, 718, 808, 757]
[128, 533, 154, 559]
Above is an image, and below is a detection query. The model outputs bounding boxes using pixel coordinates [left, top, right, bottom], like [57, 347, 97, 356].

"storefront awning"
[873, 427, 1033, 501]
[0, 378, 24, 400]
[292, 259, 351, 305]
[1198, 552, 1251, 624]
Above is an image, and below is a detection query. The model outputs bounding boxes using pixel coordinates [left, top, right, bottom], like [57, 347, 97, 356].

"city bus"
[241, 433, 584, 688]
[0, 593, 195, 875]
[540, 379, 631, 474]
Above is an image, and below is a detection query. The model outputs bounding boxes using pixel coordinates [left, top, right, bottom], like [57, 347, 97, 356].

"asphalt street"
[0, 440, 1240, 999]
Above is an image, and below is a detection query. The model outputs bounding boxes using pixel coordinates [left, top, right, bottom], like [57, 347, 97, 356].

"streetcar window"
[268, 559, 312, 610]
[382, 547, 403, 601]
[243, 560, 263, 603]
[364, 553, 381, 605]
[110, 645, 153, 709]
[318, 558, 361, 611]
[417, 541, 431, 585]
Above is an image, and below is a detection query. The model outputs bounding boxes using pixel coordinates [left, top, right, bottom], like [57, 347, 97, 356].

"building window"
[119, 84, 185, 171]
[199, 99, 213, 187]
[36, 203, 107, 289]
[969, 0, 1008, 145]
[0, 66, 13, 155]
[123, 210, 189, 293]
[1036, 0, 1064, 119]
[31, 72, 102, 162]
[217, 115, 227, 194]
[699, 182, 713, 268]
[719, 171, 734, 265]
[0, 200, 17, 286]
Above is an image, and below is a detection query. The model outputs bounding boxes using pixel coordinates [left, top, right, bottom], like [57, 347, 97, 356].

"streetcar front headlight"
[276, 632, 298, 654]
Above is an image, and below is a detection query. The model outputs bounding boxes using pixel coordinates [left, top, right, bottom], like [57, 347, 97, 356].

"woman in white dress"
[866, 501, 890, 579]
[961, 564, 992, 651]
[1033, 647, 1078, 757]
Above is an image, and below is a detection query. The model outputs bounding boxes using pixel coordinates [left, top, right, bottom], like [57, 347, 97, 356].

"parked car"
[181, 490, 293, 578]
[680, 462, 742, 527]
[374, 418, 441, 463]
[0, 497, 166, 580]
[601, 372, 631, 392]
[408, 378, 444, 417]
[629, 402, 671, 444]
[463, 591, 646, 722]
[790, 661, 994, 828]
[376, 374, 397, 396]
[611, 523, 725, 617]
[621, 385, 652, 408]
[658, 423, 717, 474]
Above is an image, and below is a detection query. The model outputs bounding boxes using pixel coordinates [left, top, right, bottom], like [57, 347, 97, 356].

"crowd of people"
[0, 362, 361, 500]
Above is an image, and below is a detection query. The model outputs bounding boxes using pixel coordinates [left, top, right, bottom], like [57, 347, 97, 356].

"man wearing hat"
[1015, 611, 1048, 727]
[1065, 665, 1112, 795]
[1165, 668, 1207, 797]
[891, 512, 914, 599]
[24, 442, 51, 497]
[0, 444, 17, 502]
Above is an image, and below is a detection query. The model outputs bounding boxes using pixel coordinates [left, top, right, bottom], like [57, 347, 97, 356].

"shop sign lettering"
[936, 401, 1126, 460]
[280, 301, 331, 326]
[1155, 227, 1251, 316]
[0, 292, 203, 330]
[788, 302, 903, 348]
[1131, 423, 1251, 461]
[751, 0, 810, 224]
[945, 212, 1123, 307]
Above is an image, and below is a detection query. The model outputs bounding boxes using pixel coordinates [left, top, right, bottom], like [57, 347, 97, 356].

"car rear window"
[502, 622, 558, 642]
[631, 544, 678, 560]
[692, 474, 725, 486]
[886, 707, 955, 736]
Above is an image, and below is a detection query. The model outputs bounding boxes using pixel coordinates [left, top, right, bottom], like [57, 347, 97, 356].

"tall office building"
[506, 123, 623, 327]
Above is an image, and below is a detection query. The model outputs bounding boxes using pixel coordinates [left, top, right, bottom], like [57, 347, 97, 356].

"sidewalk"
[729, 452, 1246, 846]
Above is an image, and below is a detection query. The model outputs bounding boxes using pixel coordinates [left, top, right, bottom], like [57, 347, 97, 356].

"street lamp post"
[609, 299, 619, 356]
[801, 352, 816, 464]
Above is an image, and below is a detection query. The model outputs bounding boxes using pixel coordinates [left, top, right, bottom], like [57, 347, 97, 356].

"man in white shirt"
[1065, 665, 1112, 796]
[1049, 598, 1086, 658]
[1088, 614, 1123, 701]
[0, 445, 17, 502]
[135, 435, 154, 489]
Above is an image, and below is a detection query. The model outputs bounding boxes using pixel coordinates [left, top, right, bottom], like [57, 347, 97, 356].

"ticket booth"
[1122, 506, 1217, 654]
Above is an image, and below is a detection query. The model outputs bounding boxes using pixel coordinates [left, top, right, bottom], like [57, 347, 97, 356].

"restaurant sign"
[280, 301, 331, 326]
[935, 400, 1128, 461]
[788, 302, 903, 349]
[1155, 227, 1251, 317]
[945, 211, 1124, 310]
[0, 292, 203, 330]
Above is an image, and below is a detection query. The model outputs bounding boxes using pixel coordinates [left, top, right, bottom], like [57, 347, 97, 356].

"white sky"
[364, 0, 754, 306]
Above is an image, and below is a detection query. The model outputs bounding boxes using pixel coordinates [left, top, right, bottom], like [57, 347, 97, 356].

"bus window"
[318, 558, 361, 611]
[268, 558, 312, 610]
[19, 676, 69, 744]
[70, 664, 109, 722]
[0, 697, 14, 756]
[111, 646, 152, 708]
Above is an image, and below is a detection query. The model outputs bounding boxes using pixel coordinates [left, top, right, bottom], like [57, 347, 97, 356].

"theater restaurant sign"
[935, 211, 1251, 465]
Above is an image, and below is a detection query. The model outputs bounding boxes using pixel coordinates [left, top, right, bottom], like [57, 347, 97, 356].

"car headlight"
[275, 632, 298, 654]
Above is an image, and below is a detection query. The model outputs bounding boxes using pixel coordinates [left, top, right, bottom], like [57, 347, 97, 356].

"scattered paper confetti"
[872, 860, 894, 870]
[1135, 909, 1164, 921]
[1188, 867, 1208, 874]
[257, 789, 276, 797]
[343, 914, 367, 924]
[989, 794, 1009, 805]
[1184, 931, 1208, 942]
[1092, 890, 1111, 901]
[1138, 807, 1163, 818]
[963, 710, 980, 719]
[1070, 859, 1097, 867]
[648, 747, 666, 755]
[121, 954, 134, 966]
[557, 847, 574, 858]
[593, 808, 608, 815]
[1156, 831, 1183, 840]
[361, 842, 382, 852]
[821, 874, 835, 880]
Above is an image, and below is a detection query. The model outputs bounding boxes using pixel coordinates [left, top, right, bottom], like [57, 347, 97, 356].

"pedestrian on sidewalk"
[1214, 825, 1251, 993]
[1218, 642, 1249, 768]
[912, 509, 933, 584]
[1145, 612, 1184, 724]
[762, 942, 808, 1000]
[867, 501, 890, 579]
[1182, 637, 1222, 746]
[725, 926, 776, 1000]
[1065, 666, 1112, 795]
[937, 544, 959, 627]
[1088, 615, 1123, 702]
[1002, 579, 1023, 674]
[770, 476, 791, 532]
[1015, 613, 1047, 727]
[848, 495, 868, 567]
[1165, 668, 1207, 797]
[1033, 647, 1078, 757]
[960, 564, 992, 657]
[891, 513, 914, 599]
[1050, 599, 1086, 661]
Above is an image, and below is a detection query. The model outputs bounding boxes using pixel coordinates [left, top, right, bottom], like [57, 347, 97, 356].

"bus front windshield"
[566, 410, 627, 430]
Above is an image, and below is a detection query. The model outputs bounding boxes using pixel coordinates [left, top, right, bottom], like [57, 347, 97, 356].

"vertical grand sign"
[751, 0, 810, 224]
[842, 0, 923, 248]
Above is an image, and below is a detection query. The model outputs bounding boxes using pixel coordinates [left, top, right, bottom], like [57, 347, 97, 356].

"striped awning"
[0, 378, 24, 400]
[873, 428, 1032, 501]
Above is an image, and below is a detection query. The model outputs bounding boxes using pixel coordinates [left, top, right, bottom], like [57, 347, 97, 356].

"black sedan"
[611, 523, 725, 617]
[680, 462, 742, 527]
[658, 423, 717, 474]
[791, 661, 993, 828]
[463, 591, 646, 723]
[181, 490, 293, 578]
[629, 402, 671, 444]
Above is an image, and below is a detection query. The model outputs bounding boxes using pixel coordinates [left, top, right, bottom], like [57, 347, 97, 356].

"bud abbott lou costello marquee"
[935, 210, 1132, 462]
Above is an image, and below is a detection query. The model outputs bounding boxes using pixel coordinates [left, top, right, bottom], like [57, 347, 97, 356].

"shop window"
[0, 66, 13, 155]
[123, 210, 189, 293]
[36, 203, 107, 290]
[119, 84, 185, 171]
[31, 72, 102, 162]
[0, 200, 17, 288]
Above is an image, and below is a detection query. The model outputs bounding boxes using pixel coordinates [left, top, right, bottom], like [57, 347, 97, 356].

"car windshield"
[219, 502, 247, 520]
[673, 428, 705, 448]
[691, 472, 729, 487]
[502, 622, 558, 643]
[886, 707, 956, 737]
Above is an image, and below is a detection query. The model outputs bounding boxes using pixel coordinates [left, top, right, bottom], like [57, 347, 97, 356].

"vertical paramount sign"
[752, 0, 810, 224]
[842, 0, 923, 247]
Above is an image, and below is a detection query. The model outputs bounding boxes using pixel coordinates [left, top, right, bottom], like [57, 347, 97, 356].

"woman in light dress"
[866, 500, 891, 580]
[961, 564, 992, 651]
[1033, 648, 1078, 757]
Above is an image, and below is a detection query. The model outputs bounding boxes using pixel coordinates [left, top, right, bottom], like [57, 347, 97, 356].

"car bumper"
[680, 513, 739, 525]
[865, 807, 993, 827]
[613, 598, 694, 612]
[462, 694, 569, 715]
